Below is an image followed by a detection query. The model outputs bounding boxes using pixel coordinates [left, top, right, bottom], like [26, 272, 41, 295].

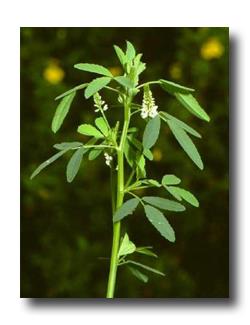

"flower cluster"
[93, 92, 108, 113]
[141, 86, 158, 119]
[104, 152, 113, 167]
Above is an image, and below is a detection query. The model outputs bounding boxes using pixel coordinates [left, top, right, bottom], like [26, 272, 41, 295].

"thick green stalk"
[106, 100, 131, 298]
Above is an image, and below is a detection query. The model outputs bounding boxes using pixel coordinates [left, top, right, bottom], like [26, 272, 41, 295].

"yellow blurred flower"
[43, 61, 65, 84]
[200, 38, 224, 60]
[109, 66, 122, 76]
[152, 148, 162, 161]
[169, 62, 182, 80]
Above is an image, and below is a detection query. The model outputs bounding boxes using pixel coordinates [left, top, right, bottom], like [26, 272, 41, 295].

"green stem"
[106, 99, 131, 298]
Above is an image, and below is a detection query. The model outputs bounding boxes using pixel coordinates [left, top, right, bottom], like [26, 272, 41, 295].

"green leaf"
[136, 155, 146, 179]
[135, 247, 158, 258]
[143, 149, 153, 161]
[126, 41, 136, 61]
[167, 120, 203, 170]
[165, 186, 199, 207]
[113, 198, 140, 222]
[115, 76, 134, 88]
[95, 117, 109, 137]
[84, 77, 111, 99]
[160, 79, 195, 94]
[141, 179, 162, 187]
[118, 233, 136, 258]
[160, 111, 201, 138]
[30, 149, 67, 180]
[144, 205, 175, 242]
[88, 148, 103, 160]
[55, 83, 87, 100]
[143, 196, 185, 212]
[66, 147, 86, 183]
[53, 142, 83, 150]
[77, 124, 104, 138]
[51, 91, 76, 133]
[126, 260, 165, 276]
[142, 115, 161, 149]
[74, 63, 113, 77]
[124, 139, 137, 168]
[162, 174, 181, 186]
[175, 93, 210, 122]
[114, 45, 126, 66]
[127, 266, 149, 283]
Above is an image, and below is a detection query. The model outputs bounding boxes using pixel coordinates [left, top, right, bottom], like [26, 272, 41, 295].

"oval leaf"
[160, 111, 201, 138]
[160, 79, 195, 94]
[142, 115, 161, 149]
[84, 77, 111, 99]
[162, 174, 181, 186]
[144, 205, 175, 242]
[143, 196, 185, 212]
[115, 76, 134, 88]
[51, 91, 76, 133]
[167, 120, 203, 170]
[126, 41, 136, 61]
[77, 124, 104, 138]
[88, 148, 103, 160]
[53, 142, 83, 150]
[95, 117, 109, 137]
[175, 93, 210, 122]
[66, 147, 85, 183]
[166, 186, 199, 207]
[74, 63, 113, 77]
[114, 45, 126, 65]
[113, 198, 140, 222]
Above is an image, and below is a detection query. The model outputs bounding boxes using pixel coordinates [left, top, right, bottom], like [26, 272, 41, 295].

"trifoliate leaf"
[115, 76, 134, 88]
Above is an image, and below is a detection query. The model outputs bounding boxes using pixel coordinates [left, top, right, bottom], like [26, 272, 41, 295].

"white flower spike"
[104, 152, 113, 167]
[93, 92, 109, 113]
[141, 85, 158, 119]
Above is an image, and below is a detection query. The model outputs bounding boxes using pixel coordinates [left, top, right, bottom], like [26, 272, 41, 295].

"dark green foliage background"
[21, 27, 229, 298]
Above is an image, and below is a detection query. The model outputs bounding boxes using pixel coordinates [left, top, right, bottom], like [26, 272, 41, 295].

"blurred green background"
[21, 27, 229, 298]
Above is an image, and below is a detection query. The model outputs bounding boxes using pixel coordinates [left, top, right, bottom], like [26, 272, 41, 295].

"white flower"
[104, 152, 113, 167]
[93, 92, 108, 113]
[141, 86, 158, 119]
